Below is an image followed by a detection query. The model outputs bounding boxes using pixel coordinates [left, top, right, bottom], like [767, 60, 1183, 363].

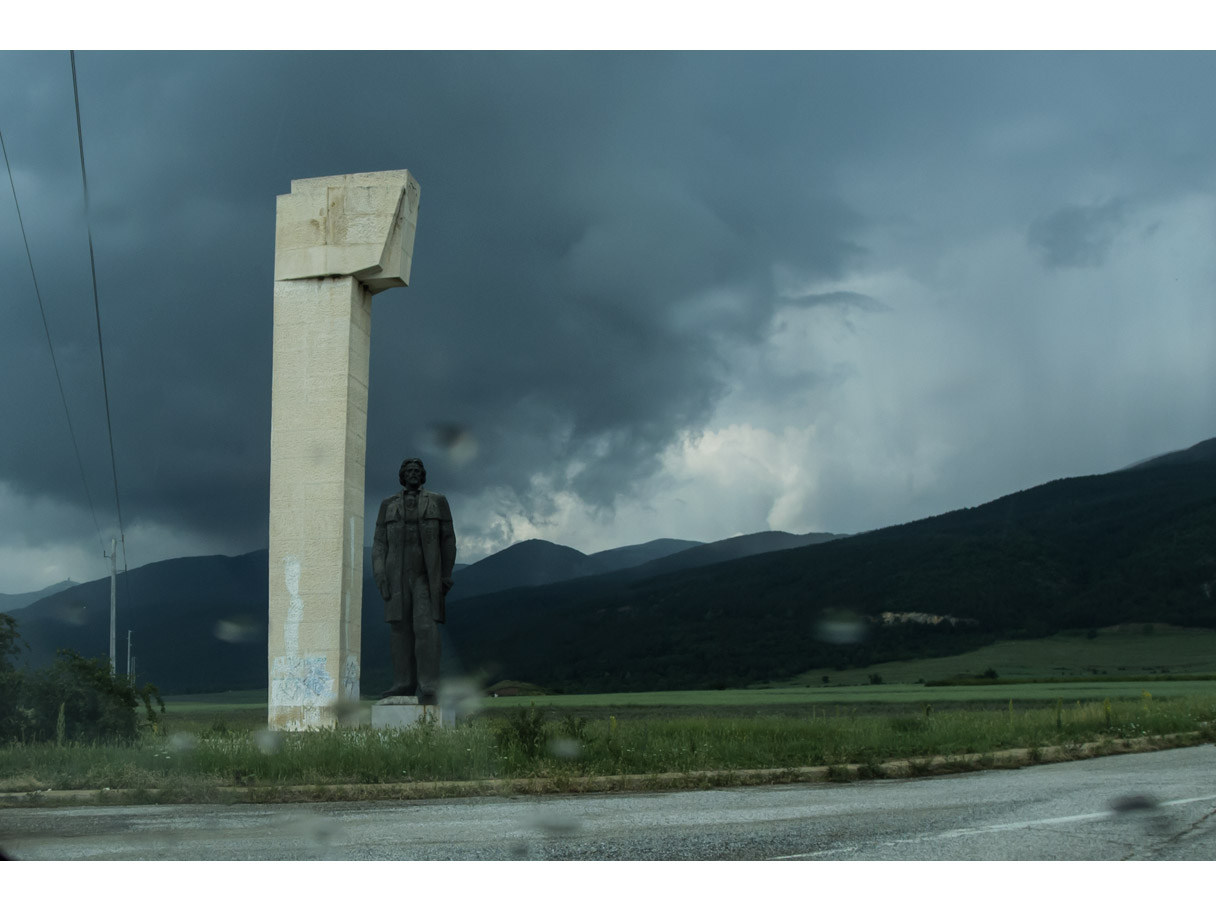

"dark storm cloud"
[782, 290, 887, 312]
[0, 51, 868, 553]
[1028, 199, 1127, 268]
[4, 50, 1216, 580]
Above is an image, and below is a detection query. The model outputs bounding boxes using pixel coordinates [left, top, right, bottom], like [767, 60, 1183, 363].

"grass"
[163, 690, 269, 708]
[485, 679, 1216, 710]
[784, 625, 1216, 687]
[153, 627, 1216, 718]
[6, 628, 1213, 804]
[149, 679, 1216, 733]
[1, 690, 1213, 802]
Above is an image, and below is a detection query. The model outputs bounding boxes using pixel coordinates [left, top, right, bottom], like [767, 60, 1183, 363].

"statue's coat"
[371, 488, 457, 623]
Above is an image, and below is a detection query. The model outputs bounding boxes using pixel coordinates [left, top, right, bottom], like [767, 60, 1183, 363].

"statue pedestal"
[371, 696, 456, 729]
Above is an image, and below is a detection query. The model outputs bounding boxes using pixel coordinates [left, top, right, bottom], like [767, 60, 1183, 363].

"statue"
[371, 457, 457, 703]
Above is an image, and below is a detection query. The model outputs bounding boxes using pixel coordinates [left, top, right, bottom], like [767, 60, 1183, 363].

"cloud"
[778, 289, 888, 312]
[2, 52, 1216, 586]
[1028, 199, 1128, 269]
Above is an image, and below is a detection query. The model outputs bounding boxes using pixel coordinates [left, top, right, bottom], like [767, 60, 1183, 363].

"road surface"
[2, 744, 1213, 860]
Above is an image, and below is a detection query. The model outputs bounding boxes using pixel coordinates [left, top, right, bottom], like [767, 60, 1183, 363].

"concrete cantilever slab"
[273, 169, 420, 294]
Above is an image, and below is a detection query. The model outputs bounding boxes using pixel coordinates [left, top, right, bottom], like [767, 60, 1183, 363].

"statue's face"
[402, 462, 424, 489]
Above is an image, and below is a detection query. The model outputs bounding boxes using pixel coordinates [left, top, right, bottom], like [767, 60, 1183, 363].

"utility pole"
[106, 538, 117, 675]
[126, 629, 132, 681]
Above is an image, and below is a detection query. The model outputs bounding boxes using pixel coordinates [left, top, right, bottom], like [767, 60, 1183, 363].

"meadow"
[1, 684, 1212, 802]
[782, 625, 1216, 686]
[2, 630, 1212, 804]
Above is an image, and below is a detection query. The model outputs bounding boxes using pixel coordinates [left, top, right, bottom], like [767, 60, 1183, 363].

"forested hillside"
[444, 456, 1216, 692]
[7, 442, 1213, 695]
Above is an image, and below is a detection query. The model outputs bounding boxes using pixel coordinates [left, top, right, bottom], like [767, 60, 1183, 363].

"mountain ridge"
[5, 528, 837, 692]
[6, 436, 1213, 694]
[0, 579, 77, 614]
[444, 447, 1216, 691]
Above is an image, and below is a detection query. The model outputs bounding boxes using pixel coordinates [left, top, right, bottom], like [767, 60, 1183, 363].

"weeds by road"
[1, 692, 1213, 804]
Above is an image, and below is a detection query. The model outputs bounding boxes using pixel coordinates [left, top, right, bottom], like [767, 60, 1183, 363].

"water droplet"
[54, 603, 88, 626]
[548, 737, 581, 759]
[213, 616, 260, 643]
[425, 423, 479, 466]
[334, 699, 363, 725]
[253, 729, 284, 754]
[439, 677, 483, 717]
[816, 608, 866, 644]
[528, 809, 581, 836]
[285, 811, 345, 853]
[1110, 794, 1159, 813]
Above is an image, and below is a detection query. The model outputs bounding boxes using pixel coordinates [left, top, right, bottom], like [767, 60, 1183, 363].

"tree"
[25, 649, 165, 743]
[0, 613, 28, 741]
[0, 612, 164, 744]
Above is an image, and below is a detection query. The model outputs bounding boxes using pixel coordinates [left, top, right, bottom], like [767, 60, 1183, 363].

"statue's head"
[399, 457, 426, 488]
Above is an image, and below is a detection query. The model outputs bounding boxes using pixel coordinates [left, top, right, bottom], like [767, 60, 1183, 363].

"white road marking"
[768, 793, 1216, 860]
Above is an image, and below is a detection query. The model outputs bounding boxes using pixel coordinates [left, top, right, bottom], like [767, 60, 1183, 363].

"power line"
[69, 50, 128, 573]
[0, 124, 107, 555]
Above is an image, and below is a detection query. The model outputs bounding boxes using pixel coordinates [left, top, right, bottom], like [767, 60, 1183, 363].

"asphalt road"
[2, 745, 1213, 860]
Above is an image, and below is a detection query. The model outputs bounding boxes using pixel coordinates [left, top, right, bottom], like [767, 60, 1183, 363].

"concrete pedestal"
[371, 696, 456, 729]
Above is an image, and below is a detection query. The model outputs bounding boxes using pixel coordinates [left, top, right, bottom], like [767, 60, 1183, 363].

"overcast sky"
[1, 47, 1214, 592]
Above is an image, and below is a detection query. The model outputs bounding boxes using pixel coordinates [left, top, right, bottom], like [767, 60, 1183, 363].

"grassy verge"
[1, 692, 1213, 804]
[486, 679, 1216, 710]
[784, 625, 1216, 686]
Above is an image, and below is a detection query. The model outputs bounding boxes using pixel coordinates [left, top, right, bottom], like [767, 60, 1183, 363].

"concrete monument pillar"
[268, 170, 420, 730]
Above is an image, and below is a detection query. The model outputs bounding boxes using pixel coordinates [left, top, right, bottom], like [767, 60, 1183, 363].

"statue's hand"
[378, 583, 391, 601]
[441, 577, 453, 594]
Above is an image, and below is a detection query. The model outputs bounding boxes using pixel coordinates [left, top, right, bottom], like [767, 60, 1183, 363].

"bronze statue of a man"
[371, 457, 457, 703]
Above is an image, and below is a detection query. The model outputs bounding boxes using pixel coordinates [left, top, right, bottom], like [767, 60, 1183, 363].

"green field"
[167, 691, 269, 707]
[4, 652, 1215, 803]
[783, 625, 1216, 686]
[156, 627, 1216, 723]
[487, 680, 1214, 709]
[16, 625, 1184, 805]
[157, 679, 1216, 732]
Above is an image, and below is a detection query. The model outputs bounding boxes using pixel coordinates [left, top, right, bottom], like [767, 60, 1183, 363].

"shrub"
[0, 613, 28, 741]
[557, 713, 589, 740]
[24, 649, 164, 744]
[493, 703, 551, 759]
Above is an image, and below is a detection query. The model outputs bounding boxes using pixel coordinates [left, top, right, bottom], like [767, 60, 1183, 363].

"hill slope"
[5, 531, 818, 693]
[10, 438, 1213, 695]
[446, 537, 703, 601]
[624, 531, 843, 578]
[0, 580, 77, 614]
[445, 453, 1216, 692]
[8, 552, 268, 693]
[447, 540, 594, 601]
[1122, 437, 1216, 471]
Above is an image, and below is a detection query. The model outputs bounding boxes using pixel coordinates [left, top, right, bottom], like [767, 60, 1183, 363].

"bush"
[493, 703, 551, 759]
[0, 615, 166, 745]
[0, 613, 29, 741]
[24, 649, 165, 744]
